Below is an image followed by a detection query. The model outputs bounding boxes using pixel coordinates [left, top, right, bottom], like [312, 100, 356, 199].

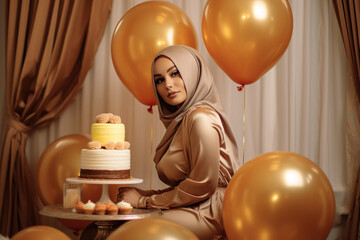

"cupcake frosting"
[83, 200, 96, 209]
[117, 201, 132, 208]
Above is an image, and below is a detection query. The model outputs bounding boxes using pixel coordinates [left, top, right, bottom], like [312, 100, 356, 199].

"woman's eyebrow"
[167, 66, 176, 72]
[154, 66, 176, 77]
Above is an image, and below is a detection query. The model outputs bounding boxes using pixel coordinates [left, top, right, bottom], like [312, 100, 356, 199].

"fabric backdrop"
[0, 0, 112, 237]
[332, 0, 360, 239]
[0, 0, 354, 239]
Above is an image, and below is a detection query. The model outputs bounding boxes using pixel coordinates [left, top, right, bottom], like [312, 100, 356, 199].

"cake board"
[66, 177, 143, 204]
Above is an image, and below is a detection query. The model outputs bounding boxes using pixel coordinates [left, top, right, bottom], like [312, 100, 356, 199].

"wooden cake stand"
[40, 177, 162, 240]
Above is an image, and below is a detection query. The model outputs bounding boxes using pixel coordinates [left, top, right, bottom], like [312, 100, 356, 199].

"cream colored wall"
[0, 1, 349, 239]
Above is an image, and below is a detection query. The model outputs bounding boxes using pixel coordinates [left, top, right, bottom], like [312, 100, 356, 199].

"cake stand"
[66, 177, 143, 204]
[51, 177, 150, 239]
[40, 205, 161, 240]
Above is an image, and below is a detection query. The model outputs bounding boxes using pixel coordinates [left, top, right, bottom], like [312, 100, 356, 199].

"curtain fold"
[0, 0, 112, 237]
[332, 0, 360, 239]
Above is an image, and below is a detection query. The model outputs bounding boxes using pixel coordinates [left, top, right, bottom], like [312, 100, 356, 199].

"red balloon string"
[147, 106, 153, 114]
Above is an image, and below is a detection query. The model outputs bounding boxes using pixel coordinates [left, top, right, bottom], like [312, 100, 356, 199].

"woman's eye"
[171, 71, 180, 77]
[155, 78, 164, 85]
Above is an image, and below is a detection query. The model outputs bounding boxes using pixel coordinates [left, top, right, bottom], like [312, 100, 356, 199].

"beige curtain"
[0, 0, 348, 238]
[0, 0, 112, 237]
[332, 0, 360, 239]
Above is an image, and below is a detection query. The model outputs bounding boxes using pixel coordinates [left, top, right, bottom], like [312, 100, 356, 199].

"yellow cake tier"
[91, 123, 125, 146]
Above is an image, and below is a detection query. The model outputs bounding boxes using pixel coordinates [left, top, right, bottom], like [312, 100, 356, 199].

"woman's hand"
[117, 187, 142, 207]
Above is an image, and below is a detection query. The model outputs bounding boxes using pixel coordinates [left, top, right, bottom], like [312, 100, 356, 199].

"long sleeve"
[137, 107, 224, 209]
[134, 187, 174, 197]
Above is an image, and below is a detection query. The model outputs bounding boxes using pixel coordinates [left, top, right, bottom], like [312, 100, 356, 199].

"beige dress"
[137, 106, 238, 240]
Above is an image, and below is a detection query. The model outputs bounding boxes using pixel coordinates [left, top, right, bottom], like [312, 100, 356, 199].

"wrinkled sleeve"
[137, 108, 223, 209]
[135, 187, 174, 197]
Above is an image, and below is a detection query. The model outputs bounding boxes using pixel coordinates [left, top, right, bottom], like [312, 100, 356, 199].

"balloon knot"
[147, 106, 153, 114]
[237, 85, 245, 91]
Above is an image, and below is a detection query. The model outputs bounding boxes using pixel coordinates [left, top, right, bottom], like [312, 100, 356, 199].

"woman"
[118, 45, 240, 239]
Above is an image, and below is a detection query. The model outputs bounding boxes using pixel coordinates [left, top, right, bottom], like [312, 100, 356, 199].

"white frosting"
[80, 149, 130, 170]
[83, 200, 95, 209]
[117, 201, 132, 208]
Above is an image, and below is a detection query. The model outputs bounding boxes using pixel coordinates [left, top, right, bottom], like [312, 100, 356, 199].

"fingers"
[117, 188, 125, 201]
[118, 187, 130, 193]
[117, 187, 131, 201]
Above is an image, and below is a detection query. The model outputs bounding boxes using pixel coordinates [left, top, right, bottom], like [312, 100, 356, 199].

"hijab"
[151, 45, 240, 171]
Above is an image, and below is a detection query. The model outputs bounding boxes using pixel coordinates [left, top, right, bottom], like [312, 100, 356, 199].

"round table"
[40, 204, 162, 240]
[40, 177, 162, 239]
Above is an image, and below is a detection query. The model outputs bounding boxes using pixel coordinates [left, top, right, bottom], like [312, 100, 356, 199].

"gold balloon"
[202, 0, 293, 85]
[223, 151, 336, 240]
[36, 134, 100, 231]
[111, 1, 198, 106]
[107, 217, 199, 240]
[11, 225, 71, 240]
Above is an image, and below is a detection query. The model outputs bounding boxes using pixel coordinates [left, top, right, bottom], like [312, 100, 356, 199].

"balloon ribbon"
[237, 85, 246, 165]
[149, 115, 154, 189]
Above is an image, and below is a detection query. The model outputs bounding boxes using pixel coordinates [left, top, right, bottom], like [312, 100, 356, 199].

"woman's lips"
[168, 91, 179, 98]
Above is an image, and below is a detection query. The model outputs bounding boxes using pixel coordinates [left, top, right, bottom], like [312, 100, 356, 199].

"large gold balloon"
[202, 0, 293, 85]
[107, 217, 199, 240]
[111, 1, 198, 106]
[36, 134, 101, 231]
[11, 225, 71, 240]
[223, 151, 336, 240]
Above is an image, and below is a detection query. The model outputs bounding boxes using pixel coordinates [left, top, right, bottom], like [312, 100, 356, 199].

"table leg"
[80, 221, 125, 240]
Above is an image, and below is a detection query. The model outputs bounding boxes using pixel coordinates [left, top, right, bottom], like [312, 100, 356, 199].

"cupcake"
[117, 201, 133, 214]
[104, 200, 113, 207]
[83, 200, 95, 215]
[94, 203, 106, 215]
[75, 201, 84, 214]
[106, 203, 118, 215]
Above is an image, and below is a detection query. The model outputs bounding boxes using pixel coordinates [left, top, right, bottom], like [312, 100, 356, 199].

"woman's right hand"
[117, 187, 142, 207]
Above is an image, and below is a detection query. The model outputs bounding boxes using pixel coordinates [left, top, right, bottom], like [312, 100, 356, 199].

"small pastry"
[107, 204, 118, 215]
[123, 141, 130, 149]
[75, 201, 84, 214]
[95, 113, 113, 123]
[109, 115, 121, 124]
[105, 141, 115, 150]
[88, 141, 101, 150]
[104, 200, 113, 208]
[94, 203, 106, 215]
[115, 142, 125, 150]
[83, 200, 95, 215]
[117, 201, 133, 214]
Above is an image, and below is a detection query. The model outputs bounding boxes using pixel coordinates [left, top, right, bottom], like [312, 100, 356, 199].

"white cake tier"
[80, 149, 130, 170]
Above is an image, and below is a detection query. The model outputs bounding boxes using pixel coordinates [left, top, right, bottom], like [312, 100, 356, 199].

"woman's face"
[153, 56, 187, 107]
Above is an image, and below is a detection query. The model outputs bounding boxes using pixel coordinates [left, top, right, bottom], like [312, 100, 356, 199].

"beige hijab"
[152, 45, 240, 171]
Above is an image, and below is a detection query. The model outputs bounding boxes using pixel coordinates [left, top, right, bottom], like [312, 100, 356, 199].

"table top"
[40, 204, 162, 221]
[66, 177, 143, 185]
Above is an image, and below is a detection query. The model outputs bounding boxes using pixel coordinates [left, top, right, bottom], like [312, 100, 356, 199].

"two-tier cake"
[80, 113, 130, 179]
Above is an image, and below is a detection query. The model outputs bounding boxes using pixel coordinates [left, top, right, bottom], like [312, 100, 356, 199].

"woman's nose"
[165, 78, 173, 89]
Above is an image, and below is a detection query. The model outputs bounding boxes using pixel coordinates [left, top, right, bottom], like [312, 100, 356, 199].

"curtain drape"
[332, 1, 360, 239]
[0, 0, 351, 238]
[0, 0, 112, 237]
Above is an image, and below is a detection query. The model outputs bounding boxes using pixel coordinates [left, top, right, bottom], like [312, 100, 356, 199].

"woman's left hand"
[117, 187, 142, 207]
